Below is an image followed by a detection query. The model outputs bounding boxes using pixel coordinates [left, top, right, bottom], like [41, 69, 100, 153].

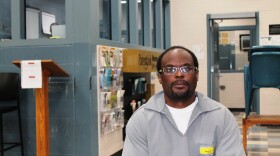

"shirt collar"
[145, 91, 221, 115]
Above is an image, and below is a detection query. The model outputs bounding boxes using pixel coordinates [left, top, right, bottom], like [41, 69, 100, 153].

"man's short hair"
[156, 46, 199, 73]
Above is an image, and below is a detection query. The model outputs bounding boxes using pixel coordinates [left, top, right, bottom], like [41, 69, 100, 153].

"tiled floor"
[233, 112, 280, 156]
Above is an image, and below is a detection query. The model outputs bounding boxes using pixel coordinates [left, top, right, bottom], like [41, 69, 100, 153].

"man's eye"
[168, 68, 176, 72]
[165, 68, 171, 72]
[163, 68, 172, 73]
[184, 66, 192, 70]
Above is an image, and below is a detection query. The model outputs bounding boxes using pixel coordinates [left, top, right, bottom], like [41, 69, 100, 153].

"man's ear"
[196, 70, 199, 81]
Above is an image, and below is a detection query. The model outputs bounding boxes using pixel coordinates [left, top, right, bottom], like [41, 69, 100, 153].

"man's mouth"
[172, 81, 188, 89]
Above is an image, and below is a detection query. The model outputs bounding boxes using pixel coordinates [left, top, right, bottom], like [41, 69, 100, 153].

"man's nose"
[175, 68, 184, 77]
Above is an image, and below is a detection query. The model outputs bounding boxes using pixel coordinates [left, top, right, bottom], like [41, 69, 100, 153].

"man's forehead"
[162, 50, 193, 65]
[163, 49, 192, 59]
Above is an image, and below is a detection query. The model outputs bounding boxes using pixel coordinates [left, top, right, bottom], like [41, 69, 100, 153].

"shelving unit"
[97, 47, 160, 155]
[97, 45, 125, 156]
[120, 49, 160, 141]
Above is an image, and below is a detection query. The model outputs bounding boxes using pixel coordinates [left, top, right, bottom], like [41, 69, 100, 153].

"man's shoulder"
[196, 92, 232, 115]
[142, 91, 164, 110]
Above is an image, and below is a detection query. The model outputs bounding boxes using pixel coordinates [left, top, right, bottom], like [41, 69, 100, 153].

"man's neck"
[165, 94, 196, 109]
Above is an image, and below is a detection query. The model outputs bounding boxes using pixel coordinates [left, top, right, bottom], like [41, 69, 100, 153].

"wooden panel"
[13, 60, 69, 156]
[36, 69, 50, 156]
[13, 60, 69, 77]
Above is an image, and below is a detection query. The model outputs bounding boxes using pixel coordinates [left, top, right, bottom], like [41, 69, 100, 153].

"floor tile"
[233, 112, 280, 155]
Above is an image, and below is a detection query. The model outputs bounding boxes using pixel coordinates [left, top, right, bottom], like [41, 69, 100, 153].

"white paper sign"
[42, 12, 56, 35]
[21, 60, 42, 88]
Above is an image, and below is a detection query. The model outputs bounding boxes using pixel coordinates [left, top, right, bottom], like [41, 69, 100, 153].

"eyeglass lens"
[162, 66, 195, 75]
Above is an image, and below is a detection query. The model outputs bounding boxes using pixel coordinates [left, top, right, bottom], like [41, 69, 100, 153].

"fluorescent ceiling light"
[121, 0, 153, 4]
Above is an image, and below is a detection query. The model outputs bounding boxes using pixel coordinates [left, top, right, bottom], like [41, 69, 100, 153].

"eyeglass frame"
[158, 65, 198, 75]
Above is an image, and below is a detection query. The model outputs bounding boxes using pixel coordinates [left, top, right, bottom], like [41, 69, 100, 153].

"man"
[122, 46, 245, 156]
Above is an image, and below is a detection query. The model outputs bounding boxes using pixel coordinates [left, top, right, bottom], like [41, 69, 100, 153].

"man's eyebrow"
[164, 63, 193, 67]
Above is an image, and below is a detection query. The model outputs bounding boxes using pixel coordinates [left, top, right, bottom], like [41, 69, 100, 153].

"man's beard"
[169, 80, 192, 100]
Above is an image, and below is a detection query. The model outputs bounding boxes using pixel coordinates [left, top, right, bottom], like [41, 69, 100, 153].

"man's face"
[158, 49, 199, 101]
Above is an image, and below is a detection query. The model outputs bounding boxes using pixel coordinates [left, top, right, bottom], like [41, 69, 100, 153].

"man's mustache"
[171, 80, 189, 86]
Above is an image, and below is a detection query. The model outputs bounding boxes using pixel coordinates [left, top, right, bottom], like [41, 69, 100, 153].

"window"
[138, 0, 143, 45]
[99, 0, 111, 39]
[25, 0, 66, 39]
[0, 0, 11, 40]
[121, 0, 128, 43]
[218, 30, 250, 71]
[100, 0, 169, 48]
[151, 0, 155, 47]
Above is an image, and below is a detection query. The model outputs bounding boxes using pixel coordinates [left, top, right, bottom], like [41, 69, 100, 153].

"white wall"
[170, 0, 280, 97]
[260, 88, 280, 115]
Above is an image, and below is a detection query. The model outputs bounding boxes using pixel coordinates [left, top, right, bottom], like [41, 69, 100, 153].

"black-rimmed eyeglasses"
[158, 66, 197, 75]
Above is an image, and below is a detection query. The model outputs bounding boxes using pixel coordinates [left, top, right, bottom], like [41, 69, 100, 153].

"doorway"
[207, 12, 259, 109]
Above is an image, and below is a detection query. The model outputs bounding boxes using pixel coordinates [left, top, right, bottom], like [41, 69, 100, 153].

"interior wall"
[170, 0, 280, 96]
[260, 88, 280, 115]
[0, 44, 78, 156]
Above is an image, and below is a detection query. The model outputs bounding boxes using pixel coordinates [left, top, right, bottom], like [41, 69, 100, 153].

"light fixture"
[121, 0, 153, 4]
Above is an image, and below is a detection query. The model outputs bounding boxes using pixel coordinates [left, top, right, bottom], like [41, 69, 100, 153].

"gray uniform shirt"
[122, 91, 245, 156]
